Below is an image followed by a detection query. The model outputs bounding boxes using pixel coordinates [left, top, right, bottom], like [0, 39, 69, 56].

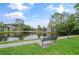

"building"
[0, 24, 20, 32]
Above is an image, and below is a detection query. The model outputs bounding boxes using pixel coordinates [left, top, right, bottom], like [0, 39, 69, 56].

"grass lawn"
[0, 31, 17, 34]
[0, 36, 79, 55]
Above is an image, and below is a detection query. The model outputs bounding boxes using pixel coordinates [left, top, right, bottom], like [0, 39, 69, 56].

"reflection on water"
[0, 32, 44, 42]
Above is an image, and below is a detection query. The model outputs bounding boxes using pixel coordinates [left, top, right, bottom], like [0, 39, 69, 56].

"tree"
[50, 12, 69, 35]
[37, 25, 42, 39]
[65, 14, 76, 38]
[0, 21, 4, 31]
[74, 3, 79, 24]
[22, 25, 32, 31]
[42, 26, 46, 37]
[74, 3, 79, 34]
[74, 3, 79, 13]
[51, 13, 61, 34]
[50, 12, 78, 39]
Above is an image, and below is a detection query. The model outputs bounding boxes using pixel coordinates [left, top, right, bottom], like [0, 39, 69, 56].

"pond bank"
[0, 35, 78, 48]
[0, 36, 79, 54]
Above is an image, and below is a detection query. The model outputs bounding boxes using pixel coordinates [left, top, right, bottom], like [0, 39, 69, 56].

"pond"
[0, 32, 45, 42]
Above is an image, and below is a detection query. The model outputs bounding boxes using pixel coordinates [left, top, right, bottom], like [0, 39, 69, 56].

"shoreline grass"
[0, 31, 18, 34]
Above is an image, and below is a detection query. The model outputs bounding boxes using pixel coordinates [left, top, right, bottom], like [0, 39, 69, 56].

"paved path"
[0, 40, 37, 48]
[58, 35, 79, 39]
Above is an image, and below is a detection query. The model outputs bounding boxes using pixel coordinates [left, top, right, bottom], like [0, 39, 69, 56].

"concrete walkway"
[0, 40, 37, 48]
[58, 35, 79, 39]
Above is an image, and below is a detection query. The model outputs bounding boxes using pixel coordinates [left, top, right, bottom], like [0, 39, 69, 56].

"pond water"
[0, 32, 45, 42]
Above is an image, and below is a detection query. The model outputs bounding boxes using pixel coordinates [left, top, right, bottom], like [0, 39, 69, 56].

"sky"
[0, 3, 76, 28]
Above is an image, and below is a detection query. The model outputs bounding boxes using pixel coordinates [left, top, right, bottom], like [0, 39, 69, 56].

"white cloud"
[45, 4, 76, 14]
[25, 16, 49, 28]
[45, 4, 57, 10]
[4, 11, 26, 19]
[8, 3, 30, 11]
[65, 8, 76, 14]
[31, 15, 37, 19]
[29, 3, 34, 6]
[56, 4, 65, 13]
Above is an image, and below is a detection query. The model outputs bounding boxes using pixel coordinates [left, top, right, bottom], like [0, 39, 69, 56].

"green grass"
[0, 36, 79, 55]
[0, 31, 18, 34]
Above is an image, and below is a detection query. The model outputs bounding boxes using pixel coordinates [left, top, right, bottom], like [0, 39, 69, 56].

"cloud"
[45, 4, 76, 14]
[29, 3, 34, 6]
[45, 4, 57, 10]
[64, 8, 76, 14]
[8, 3, 30, 11]
[25, 16, 49, 28]
[4, 11, 26, 19]
[56, 4, 65, 13]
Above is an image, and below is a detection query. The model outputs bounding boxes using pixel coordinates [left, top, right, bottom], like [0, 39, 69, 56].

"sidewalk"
[58, 35, 79, 39]
[0, 40, 36, 48]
